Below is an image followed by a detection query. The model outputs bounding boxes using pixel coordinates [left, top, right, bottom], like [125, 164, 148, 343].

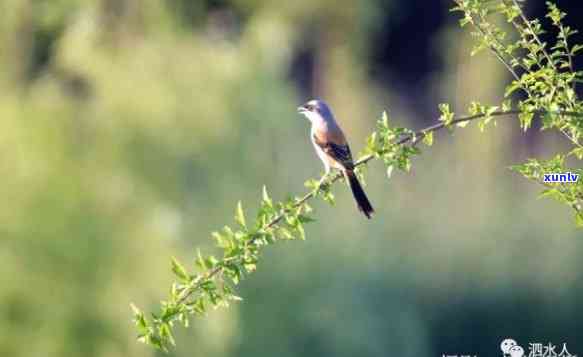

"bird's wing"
[312, 134, 354, 169]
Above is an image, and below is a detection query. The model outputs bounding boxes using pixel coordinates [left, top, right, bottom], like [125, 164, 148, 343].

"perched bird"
[297, 99, 374, 219]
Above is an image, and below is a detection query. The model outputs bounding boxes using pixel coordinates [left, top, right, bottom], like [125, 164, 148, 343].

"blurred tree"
[1, 1, 582, 357]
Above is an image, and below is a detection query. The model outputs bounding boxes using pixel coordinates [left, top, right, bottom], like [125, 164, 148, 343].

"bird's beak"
[297, 105, 307, 114]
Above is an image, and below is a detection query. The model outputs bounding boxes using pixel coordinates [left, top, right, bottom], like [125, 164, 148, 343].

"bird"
[297, 99, 374, 219]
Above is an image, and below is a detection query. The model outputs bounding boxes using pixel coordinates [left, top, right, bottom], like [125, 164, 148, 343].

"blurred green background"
[1, 0, 582, 356]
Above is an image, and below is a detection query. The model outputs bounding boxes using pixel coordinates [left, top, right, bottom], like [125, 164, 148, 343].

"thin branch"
[467, 15, 535, 99]
[559, 126, 582, 148]
[538, 181, 582, 213]
[159, 107, 583, 332]
[508, 1, 582, 147]
[462, 1, 580, 148]
[477, 4, 531, 74]
[476, 23, 525, 86]
[557, 18, 577, 92]
[452, 0, 524, 90]
[169, 109, 527, 309]
[510, 0, 556, 70]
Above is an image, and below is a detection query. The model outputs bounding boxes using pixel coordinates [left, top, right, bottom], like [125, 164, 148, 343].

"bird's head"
[297, 99, 333, 123]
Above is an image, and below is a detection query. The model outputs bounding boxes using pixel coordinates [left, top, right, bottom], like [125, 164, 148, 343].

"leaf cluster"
[131, 187, 315, 351]
[453, 0, 582, 219]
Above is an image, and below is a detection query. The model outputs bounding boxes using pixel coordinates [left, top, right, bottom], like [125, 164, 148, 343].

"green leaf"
[304, 179, 319, 190]
[502, 99, 512, 112]
[438, 103, 454, 126]
[538, 188, 562, 200]
[130, 303, 148, 331]
[382, 111, 389, 128]
[205, 255, 219, 268]
[235, 201, 246, 228]
[504, 81, 522, 97]
[569, 147, 583, 160]
[130, 303, 142, 316]
[322, 191, 335, 205]
[297, 224, 306, 240]
[171, 257, 191, 283]
[485, 105, 498, 117]
[262, 186, 273, 207]
[468, 101, 481, 116]
[195, 249, 207, 270]
[279, 227, 294, 240]
[571, 44, 583, 55]
[422, 131, 434, 146]
[518, 111, 534, 131]
[366, 132, 378, 154]
[148, 334, 167, 352]
[298, 214, 315, 224]
[159, 322, 175, 347]
[193, 297, 206, 314]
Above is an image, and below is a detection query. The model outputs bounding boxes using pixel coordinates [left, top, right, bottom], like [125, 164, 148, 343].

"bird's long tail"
[344, 170, 374, 219]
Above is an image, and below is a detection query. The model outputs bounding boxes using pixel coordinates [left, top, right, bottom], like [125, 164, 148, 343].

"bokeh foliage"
[1, 1, 582, 357]
[136, 1, 583, 352]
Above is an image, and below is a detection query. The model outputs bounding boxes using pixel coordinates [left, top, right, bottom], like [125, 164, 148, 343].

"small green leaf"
[279, 227, 294, 239]
[130, 303, 142, 316]
[195, 249, 207, 270]
[538, 188, 561, 200]
[382, 111, 389, 128]
[571, 44, 583, 55]
[569, 147, 583, 160]
[422, 131, 434, 146]
[322, 191, 335, 205]
[438, 103, 455, 126]
[297, 224, 306, 240]
[386, 165, 394, 179]
[159, 323, 175, 347]
[366, 132, 378, 154]
[262, 186, 272, 207]
[502, 99, 512, 112]
[518, 112, 534, 131]
[235, 201, 246, 228]
[205, 255, 219, 268]
[298, 214, 315, 224]
[304, 179, 319, 190]
[504, 81, 522, 97]
[171, 257, 191, 283]
[130, 303, 148, 331]
[468, 101, 481, 116]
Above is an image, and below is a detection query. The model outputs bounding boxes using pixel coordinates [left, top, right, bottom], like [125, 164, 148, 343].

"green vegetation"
[132, 1, 582, 351]
[1, 1, 581, 356]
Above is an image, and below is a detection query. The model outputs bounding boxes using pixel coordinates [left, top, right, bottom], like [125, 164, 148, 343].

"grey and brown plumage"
[298, 99, 374, 219]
